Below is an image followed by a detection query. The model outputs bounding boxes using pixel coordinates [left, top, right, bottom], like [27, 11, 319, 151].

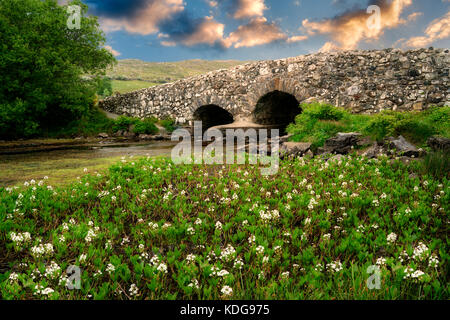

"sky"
[69, 0, 450, 61]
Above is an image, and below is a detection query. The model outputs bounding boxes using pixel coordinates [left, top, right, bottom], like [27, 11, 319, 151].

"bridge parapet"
[99, 48, 450, 125]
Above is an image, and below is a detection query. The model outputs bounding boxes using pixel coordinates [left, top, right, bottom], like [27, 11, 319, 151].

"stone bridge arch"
[189, 95, 239, 121]
[193, 104, 234, 131]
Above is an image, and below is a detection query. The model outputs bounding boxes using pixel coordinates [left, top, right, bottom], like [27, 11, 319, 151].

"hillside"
[107, 59, 249, 94]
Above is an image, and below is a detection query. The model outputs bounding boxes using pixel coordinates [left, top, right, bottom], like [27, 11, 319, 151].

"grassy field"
[288, 104, 450, 149]
[1, 155, 448, 300]
[111, 80, 159, 94]
[107, 59, 249, 94]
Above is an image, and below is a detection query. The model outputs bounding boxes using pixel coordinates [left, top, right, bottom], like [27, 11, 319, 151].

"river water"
[0, 141, 178, 187]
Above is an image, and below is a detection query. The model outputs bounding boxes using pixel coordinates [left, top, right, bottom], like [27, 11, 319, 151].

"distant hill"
[107, 59, 250, 94]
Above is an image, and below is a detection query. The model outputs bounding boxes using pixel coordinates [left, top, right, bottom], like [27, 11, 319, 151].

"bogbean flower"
[256, 245, 265, 255]
[9, 272, 19, 282]
[186, 254, 196, 263]
[105, 240, 113, 250]
[188, 279, 200, 289]
[129, 284, 139, 297]
[30, 243, 54, 258]
[308, 198, 318, 210]
[387, 232, 397, 243]
[121, 237, 130, 246]
[106, 263, 116, 274]
[314, 263, 323, 272]
[187, 226, 195, 235]
[34, 285, 54, 296]
[234, 257, 244, 270]
[162, 222, 172, 229]
[10, 232, 32, 247]
[281, 271, 290, 279]
[157, 263, 168, 274]
[217, 269, 230, 277]
[327, 261, 343, 273]
[404, 267, 426, 280]
[148, 222, 158, 230]
[428, 255, 439, 268]
[220, 245, 236, 262]
[85, 228, 98, 243]
[79, 254, 87, 263]
[221, 285, 233, 297]
[412, 242, 429, 261]
[215, 221, 223, 230]
[376, 257, 386, 266]
[44, 261, 61, 279]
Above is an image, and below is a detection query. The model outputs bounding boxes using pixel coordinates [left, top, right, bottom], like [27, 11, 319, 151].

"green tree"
[0, 0, 116, 139]
[97, 77, 113, 97]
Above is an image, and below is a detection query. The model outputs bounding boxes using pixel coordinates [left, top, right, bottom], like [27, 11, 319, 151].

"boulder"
[322, 132, 362, 155]
[427, 136, 450, 152]
[280, 142, 312, 158]
[362, 143, 386, 159]
[97, 132, 109, 139]
[123, 131, 136, 138]
[388, 136, 419, 157]
[279, 134, 293, 144]
[138, 134, 153, 141]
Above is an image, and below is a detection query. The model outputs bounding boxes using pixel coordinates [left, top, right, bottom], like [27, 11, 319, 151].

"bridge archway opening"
[252, 90, 301, 134]
[194, 104, 234, 131]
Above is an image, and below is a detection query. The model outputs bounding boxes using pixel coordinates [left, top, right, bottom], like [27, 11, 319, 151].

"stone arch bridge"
[100, 48, 449, 131]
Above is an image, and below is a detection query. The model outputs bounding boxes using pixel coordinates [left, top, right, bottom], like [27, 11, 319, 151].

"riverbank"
[0, 139, 177, 187]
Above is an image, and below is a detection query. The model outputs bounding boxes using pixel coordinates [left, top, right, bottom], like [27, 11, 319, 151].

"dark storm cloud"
[84, 0, 149, 18]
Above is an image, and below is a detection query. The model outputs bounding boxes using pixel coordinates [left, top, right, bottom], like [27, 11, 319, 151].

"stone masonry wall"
[99, 48, 450, 124]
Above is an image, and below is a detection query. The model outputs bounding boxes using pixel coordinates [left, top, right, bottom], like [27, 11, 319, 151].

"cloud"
[287, 35, 308, 43]
[302, 0, 413, 51]
[407, 12, 423, 22]
[91, 0, 185, 35]
[208, 1, 218, 7]
[104, 45, 121, 56]
[83, 0, 304, 50]
[404, 11, 450, 47]
[233, 0, 267, 19]
[166, 16, 226, 47]
[224, 17, 287, 48]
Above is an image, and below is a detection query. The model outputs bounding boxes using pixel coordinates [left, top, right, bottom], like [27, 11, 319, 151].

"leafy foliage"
[133, 118, 158, 135]
[0, 0, 116, 139]
[112, 116, 137, 133]
[0, 156, 448, 299]
[288, 104, 450, 148]
[97, 77, 113, 97]
[159, 118, 177, 133]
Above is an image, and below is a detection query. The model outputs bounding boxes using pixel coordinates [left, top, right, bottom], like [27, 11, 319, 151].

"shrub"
[133, 118, 158, 135]
[113, 116, 137, 133]
[160, 118, 177, 133]
[301, 103, 347, 121]
[288, 103, 360, 148]
[363, 112, 398, 142]
[44, 107, 115, 138]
